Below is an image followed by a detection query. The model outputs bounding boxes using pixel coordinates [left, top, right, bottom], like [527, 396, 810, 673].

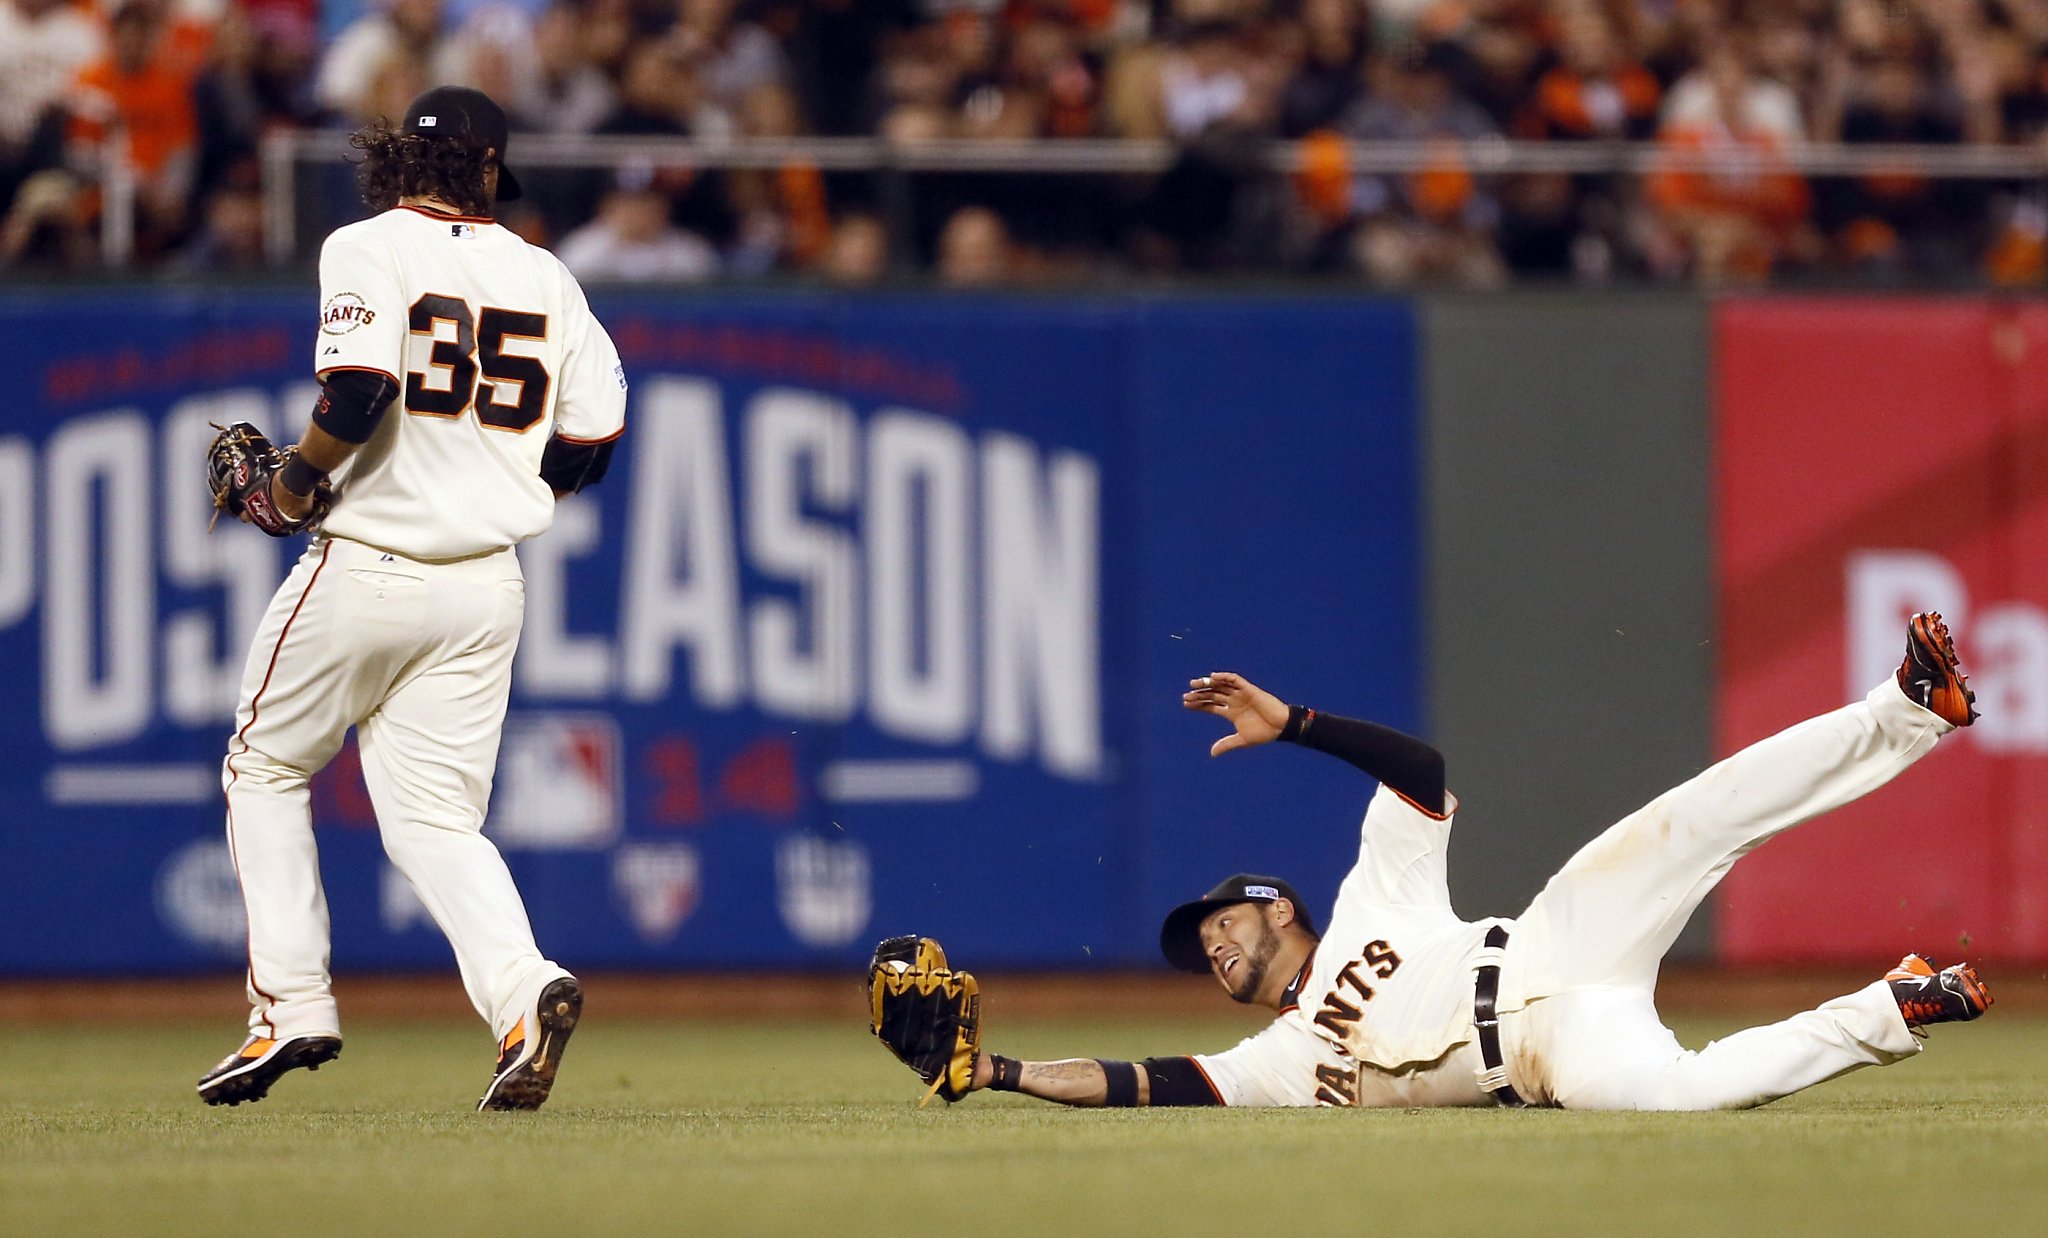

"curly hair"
[350, 122, 495, 215]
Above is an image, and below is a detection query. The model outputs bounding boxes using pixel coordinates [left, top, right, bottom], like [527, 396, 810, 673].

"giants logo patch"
[321, 292, 376, 335]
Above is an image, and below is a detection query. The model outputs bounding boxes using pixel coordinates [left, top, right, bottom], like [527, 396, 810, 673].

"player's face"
[1198, 902, 1282, 1004]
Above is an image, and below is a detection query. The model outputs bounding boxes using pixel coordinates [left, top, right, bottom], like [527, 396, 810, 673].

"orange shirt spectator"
[1650, 121, 1809, 228]
[1649, 121, 1810, 280]
[1518, 7, 1661, 141]
[1522, 63, 1661, 140]
[70, 0, 196, 185]
[1648, 42, 1810, 281]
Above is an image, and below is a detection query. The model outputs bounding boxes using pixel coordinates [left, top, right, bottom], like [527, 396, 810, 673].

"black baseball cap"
[1158, 873, 1318, 973]
[401, 86, 522, 202]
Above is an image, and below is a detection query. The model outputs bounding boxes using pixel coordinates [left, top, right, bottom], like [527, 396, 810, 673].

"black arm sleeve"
[1142, 1057, 1223, 1107]
[311, 369, 398, 444]
[1097, 1059, 1140, 1106]
[540, 435, 618, 493]
[1280, 707, 1446, 815]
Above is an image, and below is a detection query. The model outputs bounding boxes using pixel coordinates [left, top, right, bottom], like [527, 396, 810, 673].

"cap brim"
[496, 163, 522, 203]
[1159, 897, 1249, 973]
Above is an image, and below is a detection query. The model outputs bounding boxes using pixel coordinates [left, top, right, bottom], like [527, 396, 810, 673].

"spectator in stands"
[1418, 0, 1550, 129]
[176, 179, 268, 272]
[589, 35, 737, 247]
[555, 159, 721, 281]
[953, 11, 1056, 141]
[675, 0, 791, 139]
[823, 210, 888, 284]
[1018, 15, 1101, 139]
[936, 204, 1013, 286]
[725, 84, 830, 275]
[876, 22, 962, 143]
[1504, 2, 1658, 280]
[599, 40, 705, 136]
[517, 1, 617, 134]
[1339, 44, 1507, 286]
[1821, 51, 1974, 275]
[778, 0, 921, 136]
[1518, 4, 1661, 141]
[1662, 25, 1805, 142]
[70, 0, 201, 258]
[357, 51, 429, 126]
[0, 168, 93, 269]
[317, 0, 457, 122]
[1107, 18, 1271, 141]
[190, 5, 317, 213]
[0, 0, 102, 219]
[442, 6, 542, 125]
[1278, 0, 1368, 138]
[1649, 34, 1813, 282]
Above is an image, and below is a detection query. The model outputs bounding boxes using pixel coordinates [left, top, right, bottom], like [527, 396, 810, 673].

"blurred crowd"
[9, 0, 2048, 283]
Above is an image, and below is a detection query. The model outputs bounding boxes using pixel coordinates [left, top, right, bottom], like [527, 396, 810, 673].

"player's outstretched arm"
[969, 1053, 1219, 1107]
[1184, 669, 1446, 814]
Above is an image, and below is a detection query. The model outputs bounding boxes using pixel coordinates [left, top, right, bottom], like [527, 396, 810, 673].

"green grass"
[3, 1014, 2044, 1236]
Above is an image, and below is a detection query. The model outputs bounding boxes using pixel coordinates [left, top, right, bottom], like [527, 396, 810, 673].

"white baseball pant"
[222, 535, 567, 1044]
[1500, 677, 1949, 1109]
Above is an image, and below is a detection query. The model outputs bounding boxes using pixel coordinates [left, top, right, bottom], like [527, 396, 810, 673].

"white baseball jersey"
[1193, 787, 1496, 1108]
[1192, 677, 1952, 1110]
[313, 204, 627, 560]
[221, 201, 623, 1053]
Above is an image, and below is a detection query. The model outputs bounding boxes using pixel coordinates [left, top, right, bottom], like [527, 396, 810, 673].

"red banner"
[1715, 298, 2048, 963]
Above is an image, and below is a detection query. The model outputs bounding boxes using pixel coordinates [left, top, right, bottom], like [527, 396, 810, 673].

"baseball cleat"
[1886, 953, 1993, 1033]
[197, 1034, 341, 1106]
[478, 975, 582, 1112]
[1897, 612, 1978, 727]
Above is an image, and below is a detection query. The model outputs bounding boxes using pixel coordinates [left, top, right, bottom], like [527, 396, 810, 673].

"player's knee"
[221, 750, 314, 793]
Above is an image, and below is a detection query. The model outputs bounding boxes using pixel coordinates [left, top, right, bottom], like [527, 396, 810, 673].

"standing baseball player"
[197, 86, 626, 1111]
[870, 613, 1993, 1110]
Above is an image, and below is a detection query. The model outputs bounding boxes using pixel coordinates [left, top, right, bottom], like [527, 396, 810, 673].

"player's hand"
[1183, 671, 1290, 757]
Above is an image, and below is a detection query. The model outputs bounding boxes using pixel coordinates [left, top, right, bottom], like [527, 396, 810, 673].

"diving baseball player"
[198, 86, 625, 1111]
[869, 613, 1992, 1110]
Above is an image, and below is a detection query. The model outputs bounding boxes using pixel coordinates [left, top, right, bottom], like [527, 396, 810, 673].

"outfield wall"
[0, 291, 1422, 973]
[1, 287, 2041, 974]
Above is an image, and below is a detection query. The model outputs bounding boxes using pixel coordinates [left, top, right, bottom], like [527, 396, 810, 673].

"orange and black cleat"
[1886, 953, 1993, 1035]
[197, 1033, 341, 1106]
[478, 975, 583, 1111]
[1898, 612, 1978, 727]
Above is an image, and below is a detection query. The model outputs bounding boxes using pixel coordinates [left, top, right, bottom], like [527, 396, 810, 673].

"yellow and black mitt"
[868, 935, 980, 1104]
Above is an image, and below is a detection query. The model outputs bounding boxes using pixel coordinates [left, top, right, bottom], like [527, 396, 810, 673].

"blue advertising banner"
[0, 288, 1419, 975]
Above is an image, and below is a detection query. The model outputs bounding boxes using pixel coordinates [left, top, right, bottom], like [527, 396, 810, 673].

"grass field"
[4, 1012, 2044, 1237]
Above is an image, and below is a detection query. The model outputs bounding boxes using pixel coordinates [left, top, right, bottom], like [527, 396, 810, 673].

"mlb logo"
[451, 223, 475, 239]
[612, 844, 702, 942]
[490, 713, 621, 849]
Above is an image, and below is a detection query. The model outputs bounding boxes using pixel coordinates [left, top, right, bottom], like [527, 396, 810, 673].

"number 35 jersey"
[313, 204, 627, 560]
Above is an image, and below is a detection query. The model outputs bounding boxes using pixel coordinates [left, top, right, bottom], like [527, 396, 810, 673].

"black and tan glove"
[868, 935, 981, 1104]
[206, 421, 330, 537]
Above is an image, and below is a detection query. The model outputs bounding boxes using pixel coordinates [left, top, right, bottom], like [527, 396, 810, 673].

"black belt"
[1473, 924, 1526, 1107]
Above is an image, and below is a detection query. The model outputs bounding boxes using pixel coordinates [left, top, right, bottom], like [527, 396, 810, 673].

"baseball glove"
[206, 421, 331, 537]
[868, 935, 981, 1104]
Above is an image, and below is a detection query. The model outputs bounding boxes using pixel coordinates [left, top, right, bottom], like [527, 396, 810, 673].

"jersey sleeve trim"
[554, 426, 625, 445]
[1187, 1057, 1227, 1105]
[1390, 785, 1455, 822]
[315, 363, 402, 385]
